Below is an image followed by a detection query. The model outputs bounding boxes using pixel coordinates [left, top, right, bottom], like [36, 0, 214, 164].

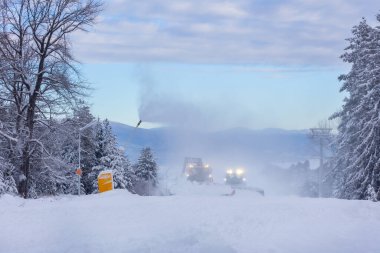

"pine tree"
[330, 18, 380, 201]
[134, 147, 158, 195]
[110, 148, 135, 192]
[87, 120, 104, 193]
[89, 119, 135, 193]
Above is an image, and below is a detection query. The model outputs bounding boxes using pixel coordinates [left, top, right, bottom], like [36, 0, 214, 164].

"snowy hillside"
[1, 185, 379, 253]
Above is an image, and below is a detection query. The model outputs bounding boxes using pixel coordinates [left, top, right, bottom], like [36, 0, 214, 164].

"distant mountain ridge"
[110, 122, 316, 169]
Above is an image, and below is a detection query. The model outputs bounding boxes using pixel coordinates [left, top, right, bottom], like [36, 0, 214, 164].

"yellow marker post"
[98, 171, 113, 193]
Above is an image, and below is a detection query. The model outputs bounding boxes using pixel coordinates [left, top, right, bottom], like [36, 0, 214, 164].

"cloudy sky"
[72, 0, 380, 130]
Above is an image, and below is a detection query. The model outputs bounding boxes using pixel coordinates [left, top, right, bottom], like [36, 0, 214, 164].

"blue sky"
[73, 0, 379, 130]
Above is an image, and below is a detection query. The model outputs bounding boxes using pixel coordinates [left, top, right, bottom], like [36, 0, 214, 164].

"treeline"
[0, 102, 159, 197]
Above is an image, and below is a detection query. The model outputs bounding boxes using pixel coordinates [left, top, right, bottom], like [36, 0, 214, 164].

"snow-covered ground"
[1, 184, 380, 253]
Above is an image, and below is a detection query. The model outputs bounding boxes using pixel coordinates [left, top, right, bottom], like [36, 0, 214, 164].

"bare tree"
[0, 0, 102, 198]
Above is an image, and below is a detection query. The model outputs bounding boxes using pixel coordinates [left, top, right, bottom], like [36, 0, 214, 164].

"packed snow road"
[1, 184, 379, 253]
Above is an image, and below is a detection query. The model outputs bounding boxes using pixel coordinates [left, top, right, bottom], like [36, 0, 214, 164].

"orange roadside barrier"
[98, 171, 113, 193]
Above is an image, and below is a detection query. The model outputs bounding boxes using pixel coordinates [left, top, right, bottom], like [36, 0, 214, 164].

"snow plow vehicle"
[224, 168, 265, 196]
[224, 168, 246, 185]
[183, 157, 213, 183]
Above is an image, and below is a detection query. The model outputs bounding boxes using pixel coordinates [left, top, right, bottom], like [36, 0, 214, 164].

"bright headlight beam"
[236, 169, 244, 175]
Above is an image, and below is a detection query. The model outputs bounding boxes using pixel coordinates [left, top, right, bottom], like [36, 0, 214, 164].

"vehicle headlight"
[236, 169, 244, 176]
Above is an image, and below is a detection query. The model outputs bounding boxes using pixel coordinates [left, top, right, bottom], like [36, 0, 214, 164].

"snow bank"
[1, 186, 379, 253]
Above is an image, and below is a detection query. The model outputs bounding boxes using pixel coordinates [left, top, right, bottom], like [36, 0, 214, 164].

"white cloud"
[72, 0, 380, 66]
[202, 2, 248, 18]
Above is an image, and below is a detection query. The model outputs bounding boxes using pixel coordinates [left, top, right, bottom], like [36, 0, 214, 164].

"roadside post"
[77, 120, 97, 195]
[75, 168, 82, 195]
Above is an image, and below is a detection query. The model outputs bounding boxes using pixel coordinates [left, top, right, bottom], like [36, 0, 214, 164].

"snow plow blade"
[232, 185, 265, 196]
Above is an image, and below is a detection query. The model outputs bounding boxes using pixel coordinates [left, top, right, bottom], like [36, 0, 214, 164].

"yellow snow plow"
[224, 168, 247, 185]
[183, 157, 213, 183]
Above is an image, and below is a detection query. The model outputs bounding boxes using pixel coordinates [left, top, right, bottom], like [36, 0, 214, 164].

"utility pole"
[77, 120, 97, 195]
[310, 127, 332, 198]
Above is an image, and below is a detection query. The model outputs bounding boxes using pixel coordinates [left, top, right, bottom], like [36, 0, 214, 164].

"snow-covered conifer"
[111, 148, 135, 191]
[89, 119, 134, 193]
[134, 147, 158, 195]
[330, 18, 380, 201]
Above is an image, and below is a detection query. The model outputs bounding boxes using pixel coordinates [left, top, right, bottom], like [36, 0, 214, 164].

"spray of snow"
[136, 68, 253, 131]
[134, 67, 319, 196]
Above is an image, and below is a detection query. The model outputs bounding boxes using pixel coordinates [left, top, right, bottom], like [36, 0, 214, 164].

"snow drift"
[1, 185, 379, 253]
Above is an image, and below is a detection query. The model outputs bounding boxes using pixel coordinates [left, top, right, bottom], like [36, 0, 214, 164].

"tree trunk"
[19, 144, 30, 198]
[19, 96, 38, 198]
